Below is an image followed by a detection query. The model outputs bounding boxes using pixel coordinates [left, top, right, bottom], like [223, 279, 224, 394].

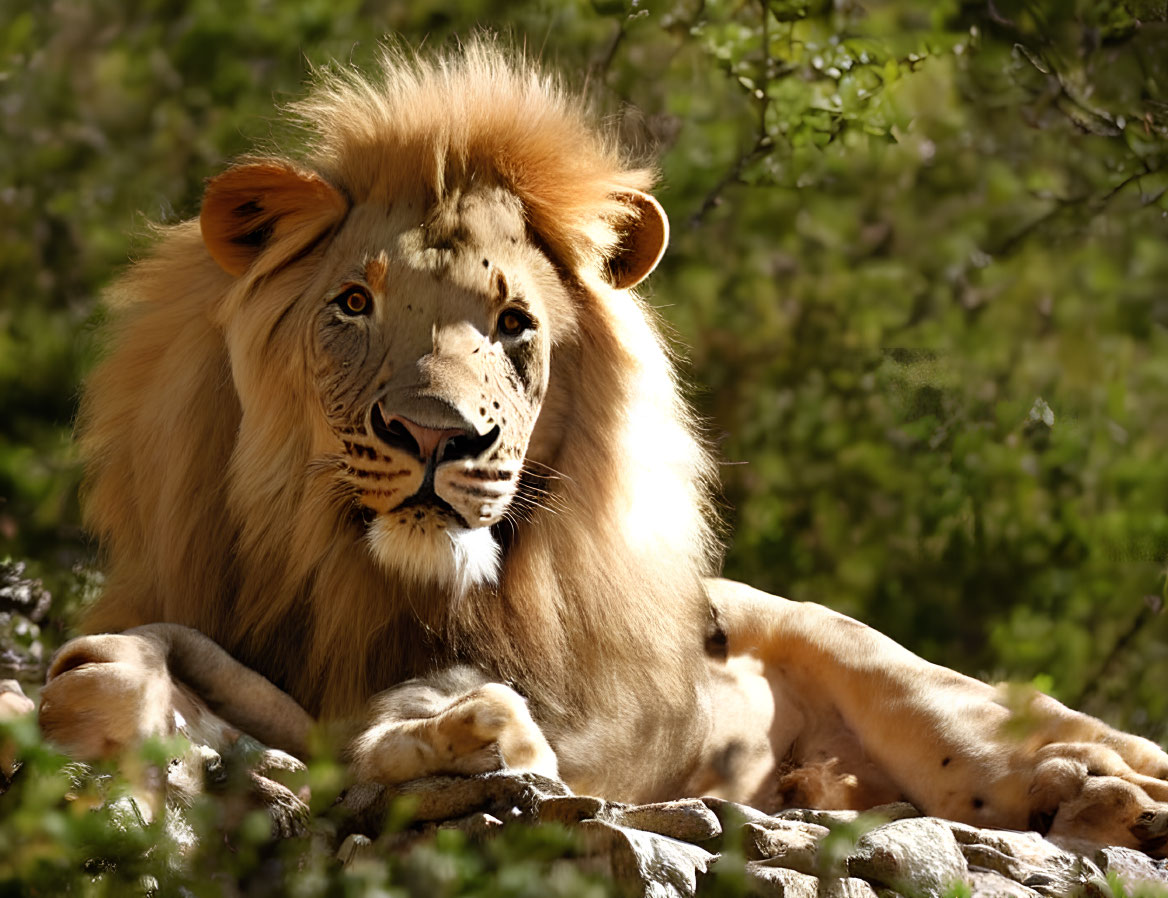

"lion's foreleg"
[129, 623, 313, 758]
[39, 625, 313, 760]
[39, 628, 311, 831]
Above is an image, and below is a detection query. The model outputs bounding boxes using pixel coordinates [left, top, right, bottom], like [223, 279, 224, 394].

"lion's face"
[308, 187, 571, 589]
[199, 156, 666, 596]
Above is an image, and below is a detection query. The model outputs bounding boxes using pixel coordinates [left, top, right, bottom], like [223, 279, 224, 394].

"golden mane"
[79, 41, 718, 791]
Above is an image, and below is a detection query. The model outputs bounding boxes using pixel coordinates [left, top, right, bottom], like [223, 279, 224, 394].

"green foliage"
[0, 719, 618, 896]
[652, 0, 1168, 737]
[3, 0, 1168, 888]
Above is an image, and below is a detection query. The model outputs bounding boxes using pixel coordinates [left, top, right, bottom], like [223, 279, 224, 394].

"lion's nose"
[372, 403, 499, 463]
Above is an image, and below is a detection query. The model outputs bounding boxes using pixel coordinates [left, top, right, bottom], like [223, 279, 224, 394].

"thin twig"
[1074, 595, 1163, 710]
[689, 136, 772, 228]
[690, 0, 775, 227]
[989, 164, 1153, 258]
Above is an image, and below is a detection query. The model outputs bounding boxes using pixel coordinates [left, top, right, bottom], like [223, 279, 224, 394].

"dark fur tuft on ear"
[200, 159, 348, 277]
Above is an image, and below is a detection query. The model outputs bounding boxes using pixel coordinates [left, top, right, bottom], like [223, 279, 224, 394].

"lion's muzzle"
[371, 400, 500, 465]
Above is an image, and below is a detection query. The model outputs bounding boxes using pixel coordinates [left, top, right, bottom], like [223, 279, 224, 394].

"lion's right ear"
[606, 190, 670, 290]
[200, 160, 347, 277]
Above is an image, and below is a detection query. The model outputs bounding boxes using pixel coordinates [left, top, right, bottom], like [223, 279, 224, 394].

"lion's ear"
[200, 160, 347, 277]
[606, 190, 669, 290]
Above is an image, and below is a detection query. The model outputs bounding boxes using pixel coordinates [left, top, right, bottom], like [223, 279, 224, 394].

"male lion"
[37, 42, 1168, 855]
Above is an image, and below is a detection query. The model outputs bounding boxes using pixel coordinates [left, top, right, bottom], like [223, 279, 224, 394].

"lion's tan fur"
[291, 43, 653, 279]
[79, 42, 718, 796]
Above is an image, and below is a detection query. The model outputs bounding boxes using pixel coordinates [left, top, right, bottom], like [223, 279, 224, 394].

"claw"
[1134, 807, 1168, 841]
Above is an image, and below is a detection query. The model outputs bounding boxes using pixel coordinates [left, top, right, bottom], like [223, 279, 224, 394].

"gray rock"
[336, 833, 373, 866]
[846, 817, 968, 898]
[613, 799, 722, 844]
[575, 818, 715, 898]
[826, 878, 882, 898]
[779, 808, 865, 828]
[864, 803, 923, 823]
[965, 869, 1042, 897]
[336, 770, 570, 835]
[702, 797, 780, 827]
[742, 863, 820, 898]
[538, 794, 609, 825]
[1095, 846, 1168, 891]
[539, 794, 721, 844]
[948, 823, 1100, 896]
[742, 863, 878, 898]
[438, 811, 505, 837]
[743, 819, 830, 871]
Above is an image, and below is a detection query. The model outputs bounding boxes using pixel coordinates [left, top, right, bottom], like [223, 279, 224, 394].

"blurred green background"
[2, 0, 1168, 742]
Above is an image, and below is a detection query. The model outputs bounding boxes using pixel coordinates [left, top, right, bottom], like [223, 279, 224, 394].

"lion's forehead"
[342, 187, 532, 288]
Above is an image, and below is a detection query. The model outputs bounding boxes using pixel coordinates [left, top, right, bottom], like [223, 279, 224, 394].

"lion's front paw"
[350, 681, 558, 785]
[1030, 740, 1168, 856]
[437, 683, 559, 779]
[39, 633, 176, 759]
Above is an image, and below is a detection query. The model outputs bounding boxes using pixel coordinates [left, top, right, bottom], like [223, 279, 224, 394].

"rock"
[778, 808, 865, 828]
[576, 819, 715, 898]
[438, 811, 505, 837]
[742, 863, 819, 898]
[965, 869, 1043, 897]
[1095, 846, 1168, 891]
[539, 794, 721, 844]
[538, 794, 610, 825]
[846, 818, 968, 898]
[336, 771, 570, 836]
[702, 796, 782, 827]
[336, 833, 373, 865]
[743, 819, 831, 872]
[864, 803, 923, 823]
[613, 799, 722, 844]
[775, 804, 921, 829]
[824, 877, 881, 898]
[741, 863, 878, 898]
[59, 723, 1168, 898]
[948, 823, 1100, 896]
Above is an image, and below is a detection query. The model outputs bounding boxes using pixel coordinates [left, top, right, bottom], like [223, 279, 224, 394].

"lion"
[36, 41, 1168, 856]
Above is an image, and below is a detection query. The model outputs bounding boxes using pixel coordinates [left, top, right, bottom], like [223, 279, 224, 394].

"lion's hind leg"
[349, 666, 558, 786]
[690, 650, 903, 813]
[708, 577, 1168, 857]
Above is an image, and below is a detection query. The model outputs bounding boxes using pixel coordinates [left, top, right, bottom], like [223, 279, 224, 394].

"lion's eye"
[497, 308, 533, 337]
[334, 287, 372, 317]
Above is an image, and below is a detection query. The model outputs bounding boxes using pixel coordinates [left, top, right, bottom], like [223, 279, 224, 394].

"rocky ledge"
[323, 772, 1168, 898]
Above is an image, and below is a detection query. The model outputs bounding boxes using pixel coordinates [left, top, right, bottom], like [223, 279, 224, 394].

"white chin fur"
[366, 517, 500, 595]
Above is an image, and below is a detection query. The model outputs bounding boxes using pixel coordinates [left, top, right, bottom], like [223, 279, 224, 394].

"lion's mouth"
[383, 455, 470, 527]
[391, 488, 466, 526]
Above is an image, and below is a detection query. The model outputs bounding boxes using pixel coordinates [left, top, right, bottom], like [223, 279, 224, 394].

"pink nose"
[387, 415, 466, 460]
[371, 401, 501, 462]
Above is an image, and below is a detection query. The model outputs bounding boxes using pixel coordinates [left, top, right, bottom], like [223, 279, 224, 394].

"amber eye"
[334, 286, 372, 317]
[497, 308, 533, 337]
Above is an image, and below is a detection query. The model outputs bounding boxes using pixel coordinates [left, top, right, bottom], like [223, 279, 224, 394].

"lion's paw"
[437, 683, 559, 779]
[350, 681, 558, 784]
[39, 633, 176, 759]
[1030, 740, 1168, 856]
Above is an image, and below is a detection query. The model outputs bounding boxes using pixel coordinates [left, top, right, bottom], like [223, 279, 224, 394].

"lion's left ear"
[606, 190, 669, 290]
[200, 159, 348, 277]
